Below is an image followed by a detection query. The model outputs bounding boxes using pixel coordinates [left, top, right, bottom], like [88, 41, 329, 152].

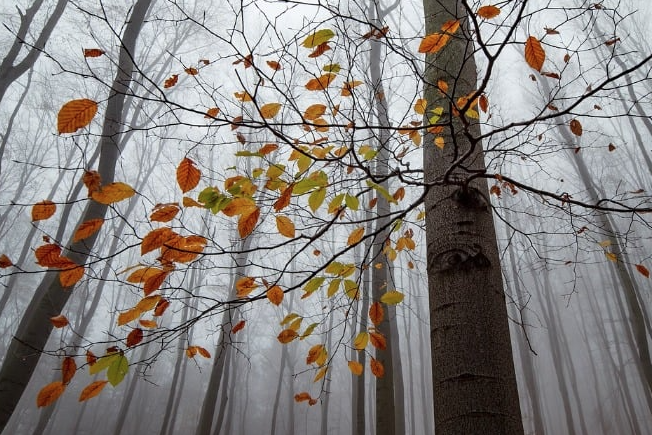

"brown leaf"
[32, 200, 56, 222]
[305, 74, 336, 91]
[0, 254, 12, 268]
[141, 227, 177, 255]
[569, 119, 583, 136]
[50, 314, 69, 328]
[91, 182, 135, 204]
[636, 264, 650, 278]
[231, 320, 246, 334]
[370, 358, 384, 378]
[266, 60, 282, 70]
[185, 67, 198, 75]
[476, 5, 501, 19]
[369, 332, 387, 350]
[126, 328, 144, 347]
[277, 329, 299, 344]
[83, 48, 105, 57]
[308, 42, 331, 58]
[83, 170, 102, 196]
[62, 357, 76, 384]
[238, 206, 260, 238]
[205, 107, 220, 119]
[154, 298, 170, 317]
[164, 74, 179, 88]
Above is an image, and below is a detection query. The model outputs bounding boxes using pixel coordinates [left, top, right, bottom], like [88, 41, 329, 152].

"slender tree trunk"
[0, 2, 151, 431]
[422, 2, 524, 434]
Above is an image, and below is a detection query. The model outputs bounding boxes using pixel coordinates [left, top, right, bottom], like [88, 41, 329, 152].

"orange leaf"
[441, 19, 460, 34]
[266, 285, 284, 305]
[525, 36, 545, 72]
[78, 380, 108, 402]
[37, 381, 66, 408]
[57, 99, 98, 134]
[73, 219, 104, 242]
[477, 5, 501, 19]
[347, 227, 365, 246]
[143, 269, 169, 295]
[60, 265, 84, 287]
[164, 74, 179, 88]
[276, 215, 296, 238]
[277, 329, 299, 344]
[305, 74, 336, 91]
[636, 264, 650, 278]
[341, 81, 363, 97]
[83, 48, 105, 57]
[83, 170, 102, 196]
[369, 302, 384, 326]
[414, 98, 427, 115]
[182, 196, 203, 208]
[50, 314, 69, 328]
[135, 295, 161, 312]
[348, 360, 364, 376]
[273, 184, 294, 212]
[569, 119, 583, 136]
[118, 307, 141, 326]
[176, 158, 201, 193]
[418, 33, 450, 54]
[294, 392, 311, 403]
[238, 206, 260, 238]
[0, 254, 12, 268]
[236, 276, 258, 298]
[231, 320, 246, 334]
[126, 328, 144, 347]
[304, 104, 327, 120]
[86, 350, 97, 365]
[185, 67, 198, 75]
[62, 357, 76, 384]
[154, 298, 170, 317]
[91, 182, 135, 204]
[204, 107, 220, 119]
[370, 358, 384, 378]
[260, 103, 282, 119]
[141, 227, 177, 255]
[196, 346, 211, 358]
[308, 42, 331, 58]
[127, 267, 165, 284]
[139, 319, 158, 328]
[32, 200, 56, 222]
[370, 332, 387, 350]
[35, 244, 63, 267]
[266, 60, 282, 70]
[150, 204, 180, 222]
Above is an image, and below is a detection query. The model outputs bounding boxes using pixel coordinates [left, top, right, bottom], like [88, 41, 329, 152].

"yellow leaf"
[348, 360, 364, 376]
[37, 381, 66, 407]
[380, 290, 404, 305]
[266, 285, 284, 305]
[32, 200, 56, 222]
[347, 227, 365, 246]
[353, 331, 369, 350]
[57, 99, 98, 134]
[525, 36, 546, 72]
[234, 91, 253, 102]
[477, 5, 501, 19]
[308, 188, 326, 212]
[306, 344, 326, 365]
[260, 103, 282, 119]
[435, 137, 445, 149]
[236, 276, 258, 298]
[414, 98, 427, 115]
[277, 329, 299, 344]
[78, 380, 108, 402]
[276, 215, 296, 238]
[605, 252, 617, 262]
[91, 182, 135, 204]
[72, 219, 104, 242]
[313, 366, 328, 382]
[302, 29, 335, 48]
[177, 158, 201, 193]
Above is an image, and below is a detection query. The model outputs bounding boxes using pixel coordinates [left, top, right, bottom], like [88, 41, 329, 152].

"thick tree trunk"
[0, 1, 151, 431]
[422, 1, 524, 434]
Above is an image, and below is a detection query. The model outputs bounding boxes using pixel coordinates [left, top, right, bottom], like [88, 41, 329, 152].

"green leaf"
[304, 276, 326, 295]
[328, 193, 345, 214]
[89, 353, 119, 375]
[323, 63, 341, 73]
[107, 355, 129, 387]
[344, 279, 359, 299]
[235, 151, 263, 158]
[302, 29, 335, 48]
[366, 181, 397, 204]
[308, 187, 326, 212]
[300, 323, 319, 339]
[252, 168, 264, 179]
[267, 164, 285, 180]
[280, 312, 300, 326]
[327, 279, 341, 297]
[429, 107, 444, 124]
[198, 187, 221, 206]
[380, 290, 404, 305]
[293, 178, 320, 195]
[345, 194, 359, 211]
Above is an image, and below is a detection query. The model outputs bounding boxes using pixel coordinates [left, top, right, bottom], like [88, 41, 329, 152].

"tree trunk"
[0, 1, 151, 431]
[422, 1, 524, 434]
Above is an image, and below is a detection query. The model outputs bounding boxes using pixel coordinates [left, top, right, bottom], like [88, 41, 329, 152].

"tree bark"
[0, 1, 151, 431]
[422, 1, 524, 434]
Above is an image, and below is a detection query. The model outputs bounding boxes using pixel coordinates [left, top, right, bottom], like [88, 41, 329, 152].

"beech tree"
[1, 1, 652, 435]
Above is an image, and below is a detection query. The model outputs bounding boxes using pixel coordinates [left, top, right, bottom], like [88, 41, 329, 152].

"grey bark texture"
[0, 1, 151, 432]
[421, 1, 524, 434]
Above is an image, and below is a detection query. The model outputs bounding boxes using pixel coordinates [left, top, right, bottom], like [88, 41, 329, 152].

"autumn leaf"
[306, 344, 326, 365]
[380, 290, 404, 305]
[525, 36, 546, 72]
[418, 20, 459, 54]
[414, 98, 427, 115]
[205, 107, 220, 118]
[37, 381, 66, 407]
[50, 314, 69, 328]
[353, 331, 369, 350]
[304, 104, 327, 120]
[73, 219, 104, 242]
[154, 298, 170, 317]
[236, 276, 258, 298]
[569, 119, 583, 136]
[127, 266, 166, 284]
[32, 200, 56, 221]
[139, 319, 157, 328]
[477, 5, 501, 19]
[185, 67, 198, 75]
[635, 264, 650, 278]
[605, 251, 617, 262]
[266, 285, 284, 305]
[126, 328, 144, 347]
[294, 392, 311, 403]
[177, 158, 201, 193]
[238, 207, 260, 238]
[305, 74, 336, 91]
[277, 329, 299, 344]
[479, 94, 489, 113]
[369, 302, 384, 326]
[231, 320, 246, 334]
[260, 103, 282, 119]
[57, 99, 98, 134]
[78, 380, 108, 402]
[164, 74, 179, 88]
[83, 170, 102, 196]
[348, 360, 364, 376]
[370, 358, 384, 378]
[302, 29, 335, 48]
[266, 60, 281, 70]
[118, 307, 141, 326]
[135, 295, 161, 312]
[91, 182, 135, 204]
[141, 227, 177, 255]
[62, 357, 76, 384]
[234, 91, 253, 102]
[274, 215, 295, 238]
[83, 48, 105, 57]
[182, 196, 203, 208]
[0, 254, 12, 268]
[341, 80, 363, 97]
[314, 366, 328, 382]
[370, 332, 387, 350]
[150, 204, 180, 222]
[347, 227, 365, 246]
[143, 269, 169, 295]
[60, 265, 84, 287]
